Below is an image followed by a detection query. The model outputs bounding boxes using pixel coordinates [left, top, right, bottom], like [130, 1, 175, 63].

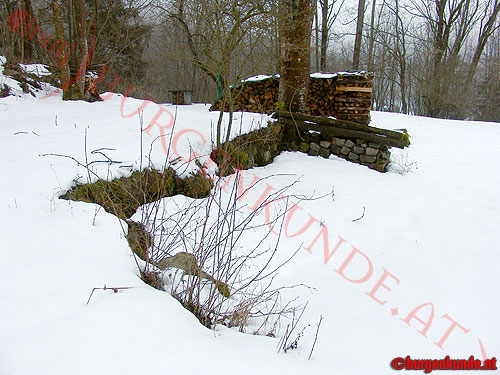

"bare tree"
[464, 0, 500, 88]
[352, 0, 366, 69]
[409, 0, 470, 117]
[367, 0, 378, 72]
[159, 0, 272, 149]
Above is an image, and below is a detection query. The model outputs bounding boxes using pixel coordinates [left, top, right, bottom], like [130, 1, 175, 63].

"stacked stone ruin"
[211, 72, 409, 172]
[302, 135, 390, 173]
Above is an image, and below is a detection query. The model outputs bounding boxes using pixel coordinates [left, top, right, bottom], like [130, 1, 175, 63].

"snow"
[243, 72, 344, 82]
[243, 74, 275, 82]
[310, 72, 337, 79]
[18, 62, 51, 77]
[0, 58, 58, 98]
[1, 61, 499, 375]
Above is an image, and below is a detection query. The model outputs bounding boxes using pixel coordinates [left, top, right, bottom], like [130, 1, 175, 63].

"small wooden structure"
[169, 90, 193, 105]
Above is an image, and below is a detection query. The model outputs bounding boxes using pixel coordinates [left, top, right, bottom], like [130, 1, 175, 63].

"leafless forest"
[1, 0, 499, 121]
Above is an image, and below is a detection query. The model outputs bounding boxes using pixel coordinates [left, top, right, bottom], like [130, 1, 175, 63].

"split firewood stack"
[332, 72, 373, 124]
[210, 72, 374, 124]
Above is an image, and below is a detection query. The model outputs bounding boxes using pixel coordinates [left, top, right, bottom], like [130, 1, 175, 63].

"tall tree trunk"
[352, 0, 366, 69]
[320, 0, 328, 71]
[394, 0, 408, 113]
[20, 0, 34, 61]
[51, 0, 71, 100]
[75, 0, 88, 98]
[367, 0, 376, 72]
[3, 0, 15, 62]
[315, 3, 319, 71]
[278, 0, 314, 114]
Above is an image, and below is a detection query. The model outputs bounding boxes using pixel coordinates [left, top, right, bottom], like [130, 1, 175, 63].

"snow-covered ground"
[1, 65, 499, 374]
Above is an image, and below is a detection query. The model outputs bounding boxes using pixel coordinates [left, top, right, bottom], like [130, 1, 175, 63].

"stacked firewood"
[210, 72, 374, 124]
[333, 72, 373, 124]
[306, 77, 336, 116]
[212, 76, 280, 113]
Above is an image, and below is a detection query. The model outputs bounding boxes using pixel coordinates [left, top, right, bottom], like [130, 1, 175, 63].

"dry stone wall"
[301, 132, 390, 172]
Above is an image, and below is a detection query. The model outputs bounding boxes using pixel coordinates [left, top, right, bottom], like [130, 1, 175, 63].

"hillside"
[1, 62, 499, 375]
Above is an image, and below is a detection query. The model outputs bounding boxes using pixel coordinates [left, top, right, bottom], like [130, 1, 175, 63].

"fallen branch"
[308, 315, 324, 360]
[86, 285, 132, 305]
[352, 206, 366, 222]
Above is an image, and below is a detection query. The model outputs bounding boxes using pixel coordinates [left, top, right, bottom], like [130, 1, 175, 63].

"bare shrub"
[135, 169, 308, 332]
[52, 119, 308, 335]
[389, 149, 418, 175]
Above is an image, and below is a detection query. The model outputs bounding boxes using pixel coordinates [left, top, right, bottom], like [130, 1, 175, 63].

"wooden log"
[335, 86, 373, 93]
[333, 79, 373, 85]
[274, 111, 409, 144]
[279, 118, 408, 149]
[334, 97, 372, 104]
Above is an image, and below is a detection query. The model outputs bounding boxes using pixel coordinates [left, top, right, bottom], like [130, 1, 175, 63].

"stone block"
[348, 152, 359, 161]
[320, 140, 332, 148]
[333, 137, 346, 146]
[345, 139, 355, 148]
[340, 146, 350, 155]
[366, 147, 379, 156]
[330, 145, 341, 155]
[320, 147, 330, 158]
[353, 146, 364, 154]
[309, 142, 320, 156]
[360, 155, 377, 163]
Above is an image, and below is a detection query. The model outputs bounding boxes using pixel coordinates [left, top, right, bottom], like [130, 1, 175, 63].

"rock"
[347, 152, 359, 161]
[353, 146, 364, 154]
[333, 137, 346, 146]
[331, 145, 341, 155]
[366, 147, 379, 156]
[320, 140, 332, 148]
[340, 146, 350, 155]
[348, 152, 359, 161]
[309, 142, 320, 156]
[310, 142, 320, 152]
[368, 142, 380, 149]
[263, 151, 271, 163]
[360, 155, 377, 163]
[345, 139, 355, 148]
[320, 147, 330, 158]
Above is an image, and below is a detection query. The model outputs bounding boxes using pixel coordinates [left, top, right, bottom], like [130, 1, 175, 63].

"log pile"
[217, 76, 280, 114]
[210, 72, 373, 124]
[333, 73, 373, 124]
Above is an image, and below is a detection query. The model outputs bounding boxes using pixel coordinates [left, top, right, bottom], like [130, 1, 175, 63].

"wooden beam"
[279, 118, 408, 149]
[274, 111, 409, 145]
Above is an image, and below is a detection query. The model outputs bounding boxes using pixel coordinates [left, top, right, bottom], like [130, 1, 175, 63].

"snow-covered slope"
[1, 70, 499, 374]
